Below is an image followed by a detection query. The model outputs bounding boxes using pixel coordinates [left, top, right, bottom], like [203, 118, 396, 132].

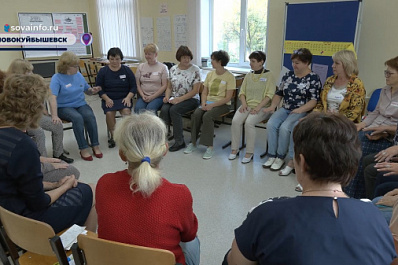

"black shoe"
[108, 138, 116, 148]
[55, 154, 74, 164]
[169, 142, 186, 152]
[63, 149, 70, 155]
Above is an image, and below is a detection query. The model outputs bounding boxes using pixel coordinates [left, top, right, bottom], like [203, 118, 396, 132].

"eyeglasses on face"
[293, 50, 303, 55]
[384, 70, 397, 77]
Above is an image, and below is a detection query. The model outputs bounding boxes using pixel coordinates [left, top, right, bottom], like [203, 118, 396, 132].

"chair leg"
[49, 236, 69, 265]
[260, 141, 268, 158]
[0, 226, 19, 265]
[222, 141, 231, 149]
[71, 243, 85, 265]
[0, 237, 11, 265]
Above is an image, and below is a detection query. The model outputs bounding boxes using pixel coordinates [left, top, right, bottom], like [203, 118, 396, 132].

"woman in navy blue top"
[0, 74, 96, 233]
[96, 47, 137, 148]
[224, 113, 396, 265]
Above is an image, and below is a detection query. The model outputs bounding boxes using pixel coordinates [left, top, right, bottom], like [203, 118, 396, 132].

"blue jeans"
[180, 237, 200, 265]
[267, 108, 307, 160]
[58, 104, 99, 150]
[134, 96, 164, 113]
[372, 196, 393, 224]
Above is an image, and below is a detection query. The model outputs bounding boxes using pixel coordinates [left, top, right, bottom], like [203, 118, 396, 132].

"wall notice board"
[282, 0, 362, 84]
[18, 12, 92, 59]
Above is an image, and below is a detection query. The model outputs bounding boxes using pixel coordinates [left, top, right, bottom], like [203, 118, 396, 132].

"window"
[96, 0, 139, 58]
[201, 0, 268, 68]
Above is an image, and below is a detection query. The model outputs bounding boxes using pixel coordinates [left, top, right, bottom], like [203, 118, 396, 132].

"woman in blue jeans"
[262, 48, 321, 175]
[135, 43, 168, 113]
[50, 51, 102, 161]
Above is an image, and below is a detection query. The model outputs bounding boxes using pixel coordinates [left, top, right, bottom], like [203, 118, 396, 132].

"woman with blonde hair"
[96, 112, 199, 265]
[0, 74, 97, 233]
[314, 50, 365, 121]
[50, 52, 102, 161]
[135, 43, 169, 113]
[7, 59, 73, 163]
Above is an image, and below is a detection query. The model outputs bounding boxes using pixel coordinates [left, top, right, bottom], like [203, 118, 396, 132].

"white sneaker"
[203, 147, 214, 160]
[184, 143, 197, 154]
[279, 165, 294, 176]
[270, 158, 285, 171]
[228, 151, 239, 160]
[241, 154, 253, 164]
[262, 157, 276, 168]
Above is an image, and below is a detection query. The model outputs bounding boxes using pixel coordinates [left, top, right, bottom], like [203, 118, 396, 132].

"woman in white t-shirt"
[159, 46, 201, 152]
[295, 50, 366, 192]
[135, 43, 169, 113]
[313, 49, 365, 122]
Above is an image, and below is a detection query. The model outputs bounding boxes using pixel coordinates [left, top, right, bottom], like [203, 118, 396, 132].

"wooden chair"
[218, 77, 244, 126]
[72, 234, 177, 265]
[79, 60, 95, 86]
[0, 206, 69, 265]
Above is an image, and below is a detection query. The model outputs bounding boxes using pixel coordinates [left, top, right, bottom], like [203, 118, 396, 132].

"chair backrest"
[73, 234, 176, 265]
[0, 206, 56, 256]
[367, 88, 382, 113]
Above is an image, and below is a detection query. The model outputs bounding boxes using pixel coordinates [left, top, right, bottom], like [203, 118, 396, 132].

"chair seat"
[19, 252, 60, 265]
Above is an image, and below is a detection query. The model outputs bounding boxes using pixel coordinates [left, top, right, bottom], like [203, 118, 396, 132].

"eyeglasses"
[293, 50, 303, 55]
[384, 70, 397, 77]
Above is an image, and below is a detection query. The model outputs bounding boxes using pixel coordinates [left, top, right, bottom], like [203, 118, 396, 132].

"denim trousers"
[58, 104, 99, 150]
[267, 107, 307, 160]
[134, 96, 164, 113]
[180, 236, 200, 265]
[159, 98, 199, 145]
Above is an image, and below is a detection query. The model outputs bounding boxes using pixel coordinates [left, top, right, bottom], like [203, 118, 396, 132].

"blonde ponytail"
[114, 112, 167, 197]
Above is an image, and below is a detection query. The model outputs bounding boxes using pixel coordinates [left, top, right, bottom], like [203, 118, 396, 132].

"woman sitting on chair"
[96, 112, 199, 265]
[224, 113, 396, 265]
[0, 74, 97, 233]
[184, 50, 235, 160]
[262, 48, 321, 175]
[293, 49, 366, 192]
[229, 51, 275, 163]
[313, 50, 365, 121]
[135, 43, 169, 113]
[7, 59, 73, 163]
[345, 56, 398, 198]
[160, 45, 201, 152]
[50, 51, 102, 161]
[96, 47, 137, 148]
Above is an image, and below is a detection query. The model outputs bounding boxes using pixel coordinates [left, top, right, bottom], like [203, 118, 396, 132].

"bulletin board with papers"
[282, 0, 362, 84]
[18, 12, 92, 59]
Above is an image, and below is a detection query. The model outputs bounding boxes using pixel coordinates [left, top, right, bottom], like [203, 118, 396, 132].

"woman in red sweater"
[96, 112, 199, 265]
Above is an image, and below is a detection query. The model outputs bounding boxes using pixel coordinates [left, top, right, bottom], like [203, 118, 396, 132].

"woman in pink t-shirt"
[135, 43, 169, 113]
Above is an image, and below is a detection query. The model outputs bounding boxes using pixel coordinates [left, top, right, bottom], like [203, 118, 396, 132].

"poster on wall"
[18, 12, 92, 59]
[156, 16, 171, 51]
[18, 13, 58, 58]
[140, 17, 154, 48]
[52, 13, 88, 56]
[174, 15, 187, 49]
